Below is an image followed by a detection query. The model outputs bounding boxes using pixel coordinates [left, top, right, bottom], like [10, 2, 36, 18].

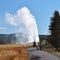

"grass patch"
[44, 48, 60, 57]
[0, 44, 30, 60]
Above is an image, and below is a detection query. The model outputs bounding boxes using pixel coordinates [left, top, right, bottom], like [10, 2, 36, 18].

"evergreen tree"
[33, 41, 36, 47]
[49, 10, 60, 50]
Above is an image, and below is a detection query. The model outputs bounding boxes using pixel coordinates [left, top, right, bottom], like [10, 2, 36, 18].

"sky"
[0, 0, 60, 35]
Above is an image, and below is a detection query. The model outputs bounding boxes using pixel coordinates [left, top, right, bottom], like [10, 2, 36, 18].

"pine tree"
[33, 41, 36, 47]
[49, 10, 60, 50]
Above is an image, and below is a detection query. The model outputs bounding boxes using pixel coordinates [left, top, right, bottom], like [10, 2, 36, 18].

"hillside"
[0, 34, 48, 44]
[0, 34, 16, 44]
[39, 35, 48, 40]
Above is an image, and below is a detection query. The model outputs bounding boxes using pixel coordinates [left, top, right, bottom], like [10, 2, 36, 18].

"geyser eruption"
[6, 7, 39, 44]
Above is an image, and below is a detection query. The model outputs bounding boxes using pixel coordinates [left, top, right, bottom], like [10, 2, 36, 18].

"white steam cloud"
[5, 7, 39, 44]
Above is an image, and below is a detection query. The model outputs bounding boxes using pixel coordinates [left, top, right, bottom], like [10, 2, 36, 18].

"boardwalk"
[27, 48, 60, 60]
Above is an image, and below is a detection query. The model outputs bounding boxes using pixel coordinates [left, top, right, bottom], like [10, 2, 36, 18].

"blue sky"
[0, 0, 60, 35]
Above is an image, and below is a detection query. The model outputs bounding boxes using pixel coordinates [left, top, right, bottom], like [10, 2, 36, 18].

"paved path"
[27, 48, 60, 60]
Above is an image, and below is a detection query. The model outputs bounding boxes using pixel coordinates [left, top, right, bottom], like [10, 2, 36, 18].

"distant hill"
[39, 35, 48, 40]
[0, 34, 16, 44]
[0, 34, 48, 44]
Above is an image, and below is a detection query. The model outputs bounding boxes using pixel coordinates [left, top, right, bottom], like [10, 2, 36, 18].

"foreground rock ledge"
[0, 44, 29, 60]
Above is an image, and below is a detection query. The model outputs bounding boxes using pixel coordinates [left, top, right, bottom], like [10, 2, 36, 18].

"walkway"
[27, 48, 60, 60]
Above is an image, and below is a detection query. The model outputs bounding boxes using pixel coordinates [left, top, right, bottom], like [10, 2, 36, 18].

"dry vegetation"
[44, 48, 60, 57]
[0, 44, 30, 60]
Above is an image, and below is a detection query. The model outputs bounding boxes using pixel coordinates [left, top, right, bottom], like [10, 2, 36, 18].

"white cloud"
[0, 27, 7, 30]
[5, 12, 17, 26]
[5, 6, 39, 43]
[5, 7, 35, 27]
